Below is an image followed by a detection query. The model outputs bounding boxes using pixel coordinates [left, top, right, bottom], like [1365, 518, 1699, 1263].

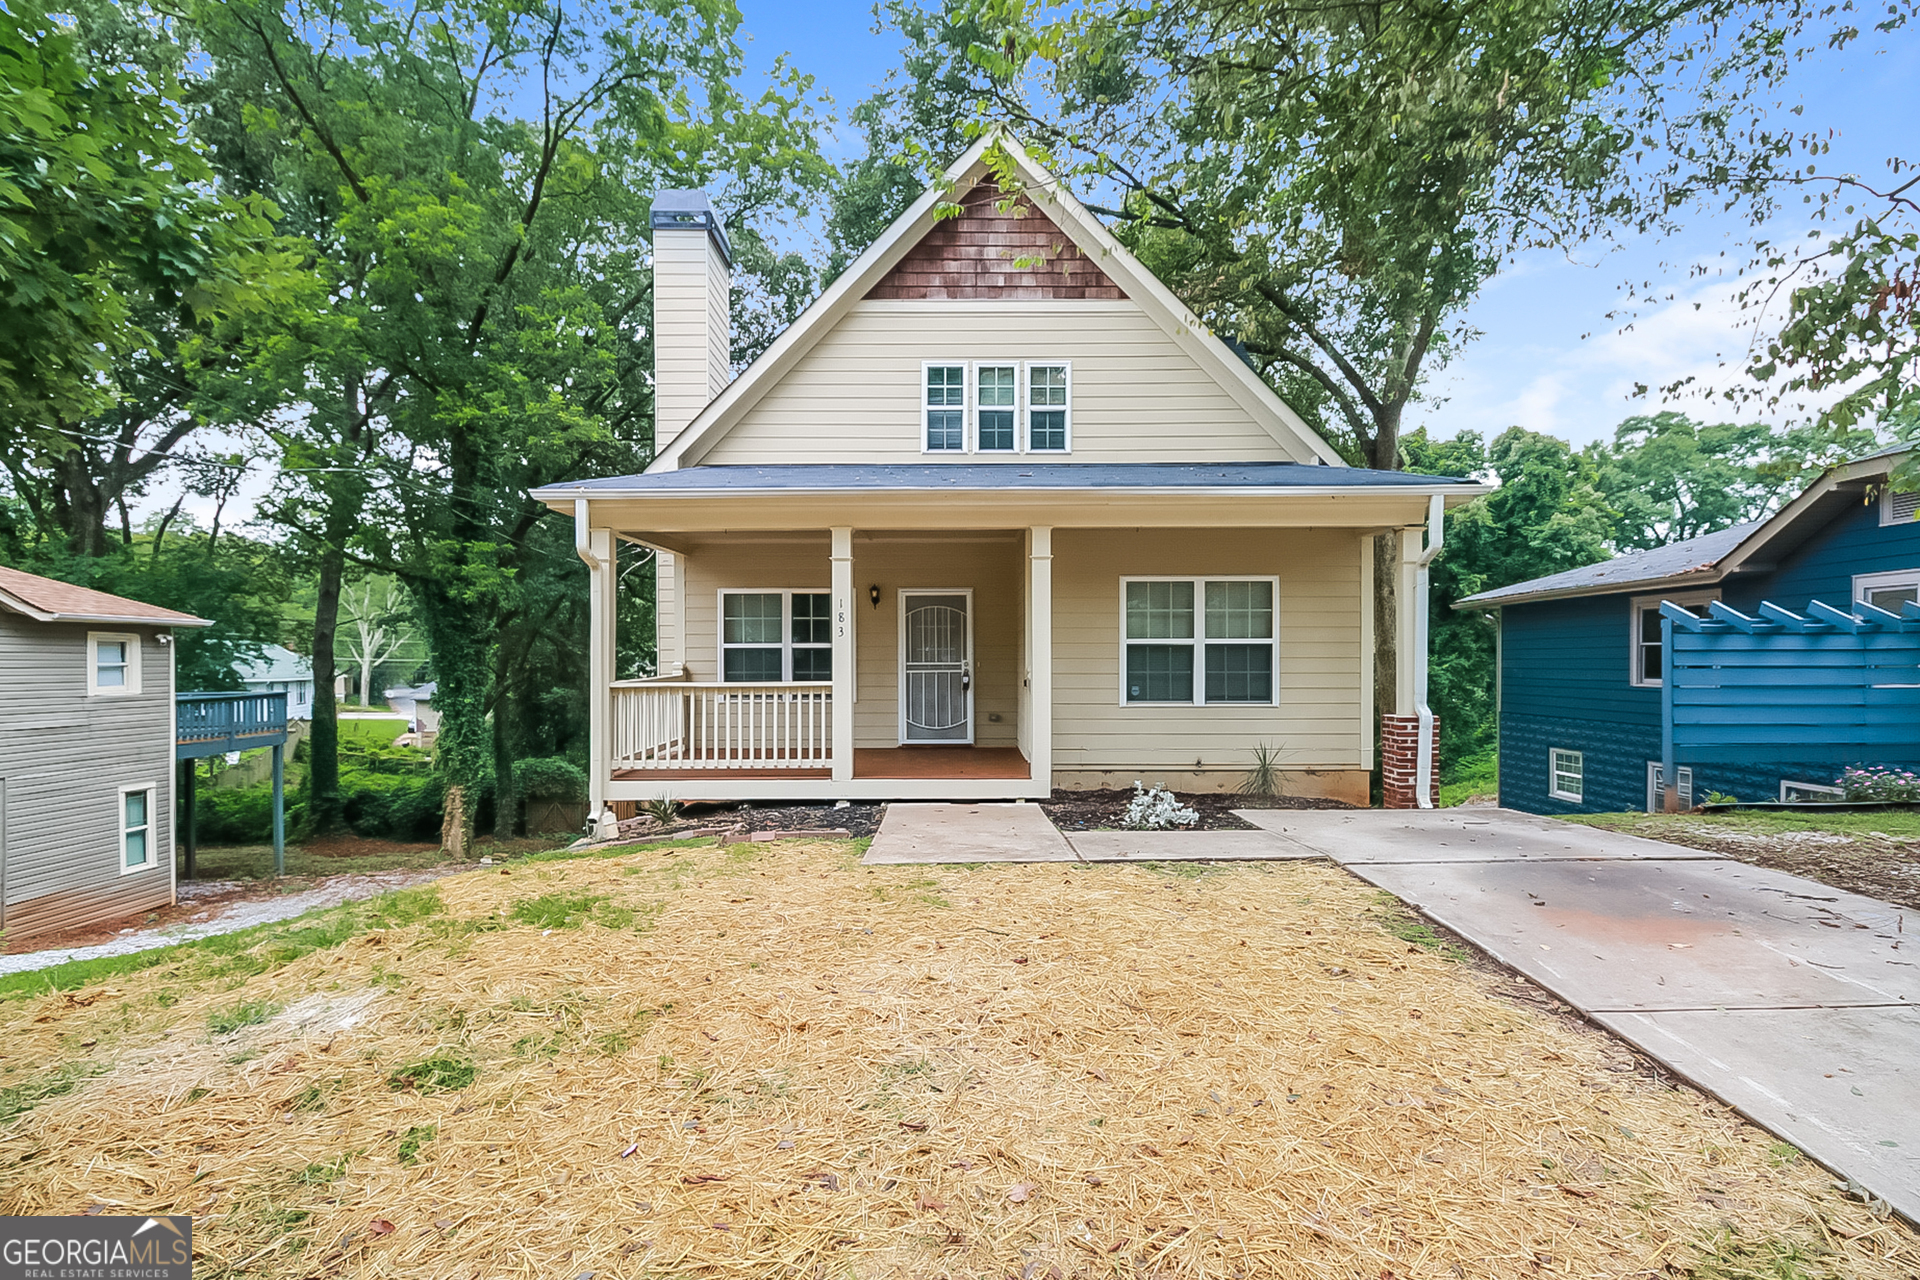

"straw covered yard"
[1, 838, 1914, 1279]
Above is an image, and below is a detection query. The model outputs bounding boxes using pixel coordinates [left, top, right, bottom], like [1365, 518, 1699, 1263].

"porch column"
[1394, 526, 1422, 716]
[1027, 526, 1053, 790]
[831, 527, 855, 783]
[579, 502, 616, 819]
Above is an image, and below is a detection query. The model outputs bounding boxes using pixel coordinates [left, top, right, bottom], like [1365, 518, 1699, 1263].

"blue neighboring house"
[1458, 448, 1920, 814]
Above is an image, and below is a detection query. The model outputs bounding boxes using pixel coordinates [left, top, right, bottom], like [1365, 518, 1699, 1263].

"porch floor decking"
[609, 746, 1030, 783]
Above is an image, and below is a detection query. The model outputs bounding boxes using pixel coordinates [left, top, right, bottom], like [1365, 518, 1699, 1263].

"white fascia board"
[1716, 450, 1910, 576]
[537, 481, 1485, 506]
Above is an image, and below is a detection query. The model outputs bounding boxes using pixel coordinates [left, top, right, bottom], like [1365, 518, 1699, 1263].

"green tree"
[195, 0, 831, 850]
[878, 0, 1910, 724]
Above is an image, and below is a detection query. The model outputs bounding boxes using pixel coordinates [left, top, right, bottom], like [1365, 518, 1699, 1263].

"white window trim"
[1854, 568, 1920, 611]
[1024, 360, 1072, 453]
[87, 631, 142, 696]
[715, 589, 833, 683]
[119, 782, 157, 874]
[1646, 761, 1694, 813]
[1549, 749, 1584, 803]
[921, 360, 969, 454]
[1780, 779, 1843, 802]
[1628, 590, 1718, 688]
[1117, 575, 1280, 707]
[1881, 484, 1920, 527]
[972, 360, 1021, 454]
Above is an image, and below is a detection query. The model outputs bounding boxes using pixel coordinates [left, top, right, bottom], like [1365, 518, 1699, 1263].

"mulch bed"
[1041, 787, 1352, 832]
[682, 801, 886, 840]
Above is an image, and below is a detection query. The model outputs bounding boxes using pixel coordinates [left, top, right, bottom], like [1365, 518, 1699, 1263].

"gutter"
[532, 482, 1488, 504]
[1414, 494, 1443, 809]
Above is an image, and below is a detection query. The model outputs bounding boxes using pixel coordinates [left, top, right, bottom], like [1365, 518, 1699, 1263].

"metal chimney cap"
[650, 190, 731, 265]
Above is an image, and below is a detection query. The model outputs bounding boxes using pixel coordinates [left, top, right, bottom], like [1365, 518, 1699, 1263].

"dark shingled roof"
[1456, 522, 1761, 608]
[536, 462, 1478, 495]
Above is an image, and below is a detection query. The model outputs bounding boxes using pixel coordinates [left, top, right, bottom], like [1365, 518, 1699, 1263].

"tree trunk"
[359, 654, 374, 706]
[308, 543, 346, 834]
[492, 671, 517, 840]
[441, 782, 471, 859]
[54, 445, 110, 557]
[1365, 401, 1407, 804]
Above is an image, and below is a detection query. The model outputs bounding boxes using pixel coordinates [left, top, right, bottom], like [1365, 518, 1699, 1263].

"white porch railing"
[611, 681, 833, 770]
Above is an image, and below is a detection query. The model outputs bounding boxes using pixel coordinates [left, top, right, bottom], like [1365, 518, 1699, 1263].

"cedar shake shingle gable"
[0, 564, 210, 626]
[866, 183, 1125, 301]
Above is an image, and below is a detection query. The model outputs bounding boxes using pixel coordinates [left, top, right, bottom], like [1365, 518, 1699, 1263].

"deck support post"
[831, 527, 855, 783]
[1027, 527, 1053, 793]
[1661, 611, 1679, 812]
[271, 744, 285, 876]
[181, 759, 197, 881]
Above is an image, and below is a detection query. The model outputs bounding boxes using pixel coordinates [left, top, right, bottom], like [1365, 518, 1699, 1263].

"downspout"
[574, 498, 601, 571]
[1414, 494, 1444, 809]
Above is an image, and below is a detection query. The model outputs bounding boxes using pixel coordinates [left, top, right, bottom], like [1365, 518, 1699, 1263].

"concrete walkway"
[861, 804, 1320, 865]
[1240, 807, 1919, 1222]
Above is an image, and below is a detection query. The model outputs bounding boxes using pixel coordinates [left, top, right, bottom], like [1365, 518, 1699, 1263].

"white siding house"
[532, 134, 1484, 814]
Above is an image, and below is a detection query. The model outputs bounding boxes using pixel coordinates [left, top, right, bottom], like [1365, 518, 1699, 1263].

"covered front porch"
[591, 524, 1055, 803]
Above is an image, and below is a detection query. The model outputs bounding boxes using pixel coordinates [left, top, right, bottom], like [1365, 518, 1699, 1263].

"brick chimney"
[649, 190, 732, 463]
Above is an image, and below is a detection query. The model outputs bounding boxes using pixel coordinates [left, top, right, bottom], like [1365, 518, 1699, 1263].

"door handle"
[961, 660, 972, 693]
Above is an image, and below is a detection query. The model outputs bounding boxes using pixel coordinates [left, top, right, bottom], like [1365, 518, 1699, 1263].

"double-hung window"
[924, 365, 966, 451]
[1122, 577, 1276, 704]
[1027, 364, 1069, 451]
[120, 784, 155, 872]
[977, 365, 1017, 451]
[1630, 594, 1715, 686]
[1550, 750, 1584, 803]
[88, 632, 140, 696]
[720, 591, 832, 681]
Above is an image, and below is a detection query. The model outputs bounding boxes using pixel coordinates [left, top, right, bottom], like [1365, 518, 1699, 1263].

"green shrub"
[514, 756, 587, 803]
[195, 786, 278, 843]
[341, 770, 446, 840]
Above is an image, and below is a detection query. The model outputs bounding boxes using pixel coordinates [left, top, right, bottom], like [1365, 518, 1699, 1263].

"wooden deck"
[610, 746, 1030, 784]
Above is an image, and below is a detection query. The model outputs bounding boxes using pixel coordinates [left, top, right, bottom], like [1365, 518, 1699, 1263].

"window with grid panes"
[1027, 364, 1068, 450]
[925, 365, 965, 450]
[1123, 578, 1275, 704]
[721, 592, 832, 681]
[977, 365, 1016, 451]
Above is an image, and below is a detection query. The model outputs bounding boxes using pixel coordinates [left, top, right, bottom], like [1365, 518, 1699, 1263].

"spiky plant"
[1240, 743, 1282, 798]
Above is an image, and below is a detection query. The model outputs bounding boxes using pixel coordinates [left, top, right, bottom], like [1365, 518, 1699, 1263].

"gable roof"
[0, 564, 211, 627]
[652, 131, 1345, 470]
[236, 644, 312, 684]
[1456, 447, 1915, 609]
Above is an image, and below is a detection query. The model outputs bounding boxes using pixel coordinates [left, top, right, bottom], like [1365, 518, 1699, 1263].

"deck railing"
[611, 681, 832, 770]
[177, 690, 291, 757]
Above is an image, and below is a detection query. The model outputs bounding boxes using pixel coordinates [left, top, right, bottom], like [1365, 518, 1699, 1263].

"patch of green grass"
[0, 885, 446, 1003]
[386, 1055, 475, 1094]
[1571, 808, 1920, 841]
[1140, 861, 1218, 881]
[1767, 1140, 1804, 1167]
[293, 1153, 354, 1185]
[509, 891, 641, 930]
[1369, 892, 1471, 962]
[396, 1124, 437, 1164]
[0, 1061, 108, 1124]
[288, 1083, 330, 1113]
[337, 718, 410, 745]
[1440, 748, 1498, 808]
[209, 998, 282, 1036]
[1675, 1229, 1838, 1279]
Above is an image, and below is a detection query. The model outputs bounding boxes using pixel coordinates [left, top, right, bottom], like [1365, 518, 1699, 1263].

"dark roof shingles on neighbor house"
[1456, 522, 1760, 608]
[0, 564, 210, 626]
[540, 462, 1480, 496]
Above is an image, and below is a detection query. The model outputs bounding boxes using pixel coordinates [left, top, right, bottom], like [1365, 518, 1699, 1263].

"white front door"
[900, 591, 973, 743]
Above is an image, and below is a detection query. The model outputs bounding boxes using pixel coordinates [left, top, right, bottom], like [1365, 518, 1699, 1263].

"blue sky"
[736, 0, 1920, 450]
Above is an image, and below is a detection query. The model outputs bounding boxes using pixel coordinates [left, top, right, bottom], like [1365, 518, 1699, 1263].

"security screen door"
[901, 592, 972, 743]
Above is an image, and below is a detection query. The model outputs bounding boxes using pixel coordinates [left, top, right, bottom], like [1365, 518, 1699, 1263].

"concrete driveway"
[1240, 807, 1919, 1223]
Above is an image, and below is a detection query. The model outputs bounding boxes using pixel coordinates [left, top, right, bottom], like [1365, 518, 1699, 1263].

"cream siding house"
[533, 135, 1484, 813]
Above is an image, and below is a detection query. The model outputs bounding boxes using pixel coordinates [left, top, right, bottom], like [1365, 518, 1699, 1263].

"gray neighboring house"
[0, 565, 209, 942]
[235, 644, 316, 720]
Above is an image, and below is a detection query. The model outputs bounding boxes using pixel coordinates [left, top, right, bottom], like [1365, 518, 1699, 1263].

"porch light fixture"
[869, 584, 882, 609]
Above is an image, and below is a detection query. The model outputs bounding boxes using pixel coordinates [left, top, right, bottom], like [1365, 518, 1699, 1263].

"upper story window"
[1028, 364, 1070, 451]
[920, 362, 1071, 453]
[1855, 569, 1920, 614]
[721, 591, 832, 681]
[88, 632, 140, 696]
[1630, 594, 1715, 687]
[977, 365, 1016, 451]
[924, 364, 966, 451]
[1122, 577, 1276, 705]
